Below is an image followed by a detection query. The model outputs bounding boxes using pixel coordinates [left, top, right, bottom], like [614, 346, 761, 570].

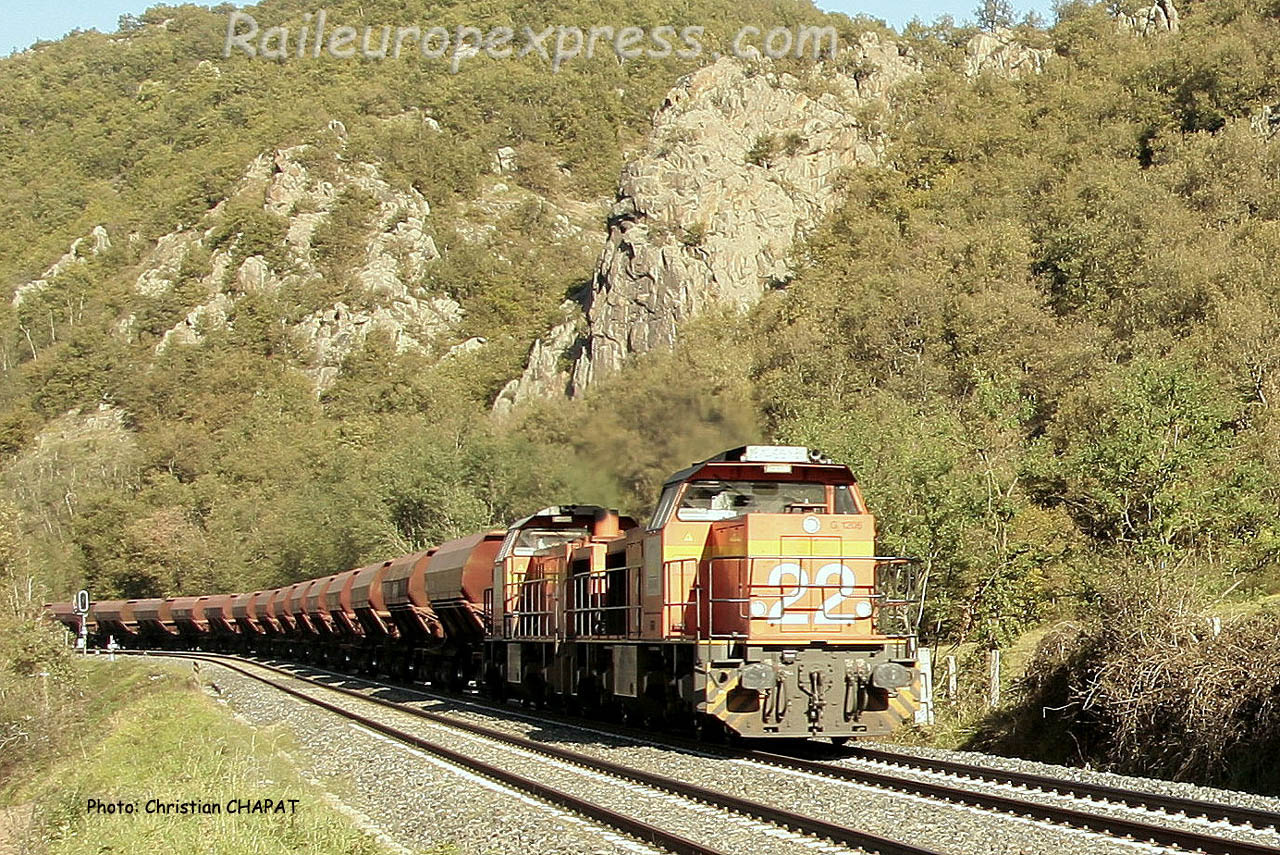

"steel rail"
[254, 655, 1280, 849]
[735, 747, 1280, 855]
[128, 650, 942, 855]
[370, 664, 1280, 853]
[120, 648, 1280, 855]
[240, 647, 1280, 855]
[260, 655, 1280, 855]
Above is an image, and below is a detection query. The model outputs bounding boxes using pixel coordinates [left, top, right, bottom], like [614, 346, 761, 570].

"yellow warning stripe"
[705, 673, 740, 717]
[889, 687, 919, 721]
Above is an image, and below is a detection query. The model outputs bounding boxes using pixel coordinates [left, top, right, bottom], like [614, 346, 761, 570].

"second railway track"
[842, 744, 1280, 829]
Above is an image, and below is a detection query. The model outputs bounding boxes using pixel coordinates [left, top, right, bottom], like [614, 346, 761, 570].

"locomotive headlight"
[802, 515, 820, 534]
[739, 662, 776, 691]
[853, 600, 873, 619]
[870, 662, 913, 689]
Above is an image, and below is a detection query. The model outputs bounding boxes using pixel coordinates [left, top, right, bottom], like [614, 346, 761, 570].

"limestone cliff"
[1116, 0, 1180, 36]
[12, 226, 112, 308]
[964, 28, 1053, 79]
[565, 36, 920, 396]
[495, 27, 1079, 410]
[123, 140, 457, 389]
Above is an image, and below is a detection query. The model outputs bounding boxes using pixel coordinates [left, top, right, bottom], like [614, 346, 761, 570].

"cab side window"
[648, 485, 680, 530]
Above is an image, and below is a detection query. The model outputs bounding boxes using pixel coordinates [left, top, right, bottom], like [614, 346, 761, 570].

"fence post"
[945, 655, 957, 698]
[988, 649, 1001, 709]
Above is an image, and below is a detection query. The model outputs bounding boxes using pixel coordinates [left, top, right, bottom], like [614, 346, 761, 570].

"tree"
[975, 0, 1017, 30]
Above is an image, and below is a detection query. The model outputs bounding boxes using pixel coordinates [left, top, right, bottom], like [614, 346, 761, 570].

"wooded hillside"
[3, 0, 1279, 685]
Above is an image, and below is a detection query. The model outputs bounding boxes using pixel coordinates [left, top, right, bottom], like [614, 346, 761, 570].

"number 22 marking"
[753, 562, 860, 624]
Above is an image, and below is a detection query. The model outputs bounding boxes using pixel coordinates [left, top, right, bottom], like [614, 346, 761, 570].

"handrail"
[659, 554, 922, 640]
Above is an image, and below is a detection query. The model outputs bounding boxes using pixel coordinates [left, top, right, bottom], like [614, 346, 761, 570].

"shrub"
[1014, 561, 1280, 792]
[745, 134, 781, 167]
[679, 221, 708, 248]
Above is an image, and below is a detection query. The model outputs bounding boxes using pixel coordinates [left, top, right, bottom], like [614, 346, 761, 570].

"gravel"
[164, 659, 659, 855]
[258, 661, 1219, 855]
[174, 657, 890, 855]
[242, 664, 887, 855]
[163, 653, 1280, 855]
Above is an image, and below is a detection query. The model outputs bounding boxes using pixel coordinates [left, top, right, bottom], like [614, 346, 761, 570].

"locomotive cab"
[490, 506, 638, 698]
[490, 506, 636, 641]
[644, 446, 924, 738]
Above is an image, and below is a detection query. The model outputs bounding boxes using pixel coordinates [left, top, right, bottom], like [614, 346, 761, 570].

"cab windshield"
[500, 527, 590, 558]
[676, 481, 829, 521]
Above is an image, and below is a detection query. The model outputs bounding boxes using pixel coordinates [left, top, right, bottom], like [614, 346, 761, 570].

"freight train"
[46, 446, 926, 741]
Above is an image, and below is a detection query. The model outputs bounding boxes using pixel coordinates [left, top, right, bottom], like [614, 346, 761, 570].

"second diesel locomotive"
[50, 446, 927, 741]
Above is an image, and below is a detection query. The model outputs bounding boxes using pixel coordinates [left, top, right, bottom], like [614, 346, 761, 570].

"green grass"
[6, 659, 396, 855]
[884, 627, 1063, 754]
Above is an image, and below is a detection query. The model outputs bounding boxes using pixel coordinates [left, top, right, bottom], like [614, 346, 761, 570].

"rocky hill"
[496, 26, 1061, 407]
[1, 1, 1058, 425]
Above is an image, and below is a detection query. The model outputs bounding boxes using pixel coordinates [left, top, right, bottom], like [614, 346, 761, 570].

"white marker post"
[988, 649, 1001, 709]
[73, 589, 90, 655]
[914, 647, 935, 725]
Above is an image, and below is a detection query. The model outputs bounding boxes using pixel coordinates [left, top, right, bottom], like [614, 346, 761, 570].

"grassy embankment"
[886, 628, 1055, 753]
[1, 657, 404, 855]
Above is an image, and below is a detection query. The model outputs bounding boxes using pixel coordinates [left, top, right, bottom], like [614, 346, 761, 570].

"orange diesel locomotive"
[49, 446, 926, 741]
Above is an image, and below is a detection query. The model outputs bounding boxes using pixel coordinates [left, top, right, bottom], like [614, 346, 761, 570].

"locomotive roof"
[505, 504, 622, 531]
[661, 446, 855, 488]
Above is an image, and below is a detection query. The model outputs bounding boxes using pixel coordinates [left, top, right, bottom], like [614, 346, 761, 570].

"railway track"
[255, 655, 1280, 855]
[123, 650, 941, 855]
[843, 744, 1280, 829]
[120, 650, 1280, 855]
[738, 746, 1280, 855]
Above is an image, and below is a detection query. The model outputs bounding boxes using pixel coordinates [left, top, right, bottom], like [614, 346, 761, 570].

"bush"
[1013, 561, 1280, 792]
[745, 134, 781, 167]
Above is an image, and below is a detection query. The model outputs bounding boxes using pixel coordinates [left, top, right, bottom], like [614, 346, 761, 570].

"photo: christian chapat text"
[85, 797, 301, 816]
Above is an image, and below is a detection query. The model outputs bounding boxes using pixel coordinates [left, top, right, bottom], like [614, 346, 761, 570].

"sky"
[1, 0, 1058, 56]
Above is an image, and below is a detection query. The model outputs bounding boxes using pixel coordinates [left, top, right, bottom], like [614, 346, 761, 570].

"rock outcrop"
[1116, 0, 1179, 36]
[156, 292, 233, 351]
[12, 225, 111, 307]
[294, 297, 461, 389]
[134, 230, 200, 297]
[134, 142, 456, 388]
[558, 35, 920, 396]
[1252, 103, 1280, 140]
[492, 146, 518, 174]
[492, 303, 583, 416]
[964, 28, 1052, 79]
